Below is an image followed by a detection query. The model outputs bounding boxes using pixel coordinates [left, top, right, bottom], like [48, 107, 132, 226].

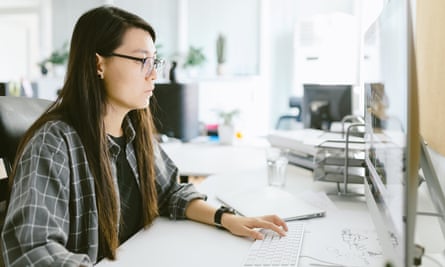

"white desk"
[98, 165, 386, 267]
[97, 144, 445, 267]
[160, 141, 268, 177]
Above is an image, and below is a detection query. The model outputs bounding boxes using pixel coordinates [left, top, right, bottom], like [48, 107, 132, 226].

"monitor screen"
[0, 81, 38, 97]
[150, 83, 200, 142]
[302, 84, 352, 130]
[363, 0, 419, 266]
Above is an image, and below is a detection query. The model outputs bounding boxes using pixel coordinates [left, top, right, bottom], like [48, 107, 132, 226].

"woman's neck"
[104, 105, 127, 137]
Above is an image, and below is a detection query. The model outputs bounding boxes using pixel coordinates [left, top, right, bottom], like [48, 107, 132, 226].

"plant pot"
[53, 65, 67, 78]
[218, 124, 235, 145]
[216, 63, 225, 76]
[186, 67, 199, 78]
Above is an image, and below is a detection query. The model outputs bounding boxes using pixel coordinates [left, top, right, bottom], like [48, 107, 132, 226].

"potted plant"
[216, 34, 227, 75]
[216, 109, 239, 145]
[183, 46, 206, 77]
[39, 42, 69, 77]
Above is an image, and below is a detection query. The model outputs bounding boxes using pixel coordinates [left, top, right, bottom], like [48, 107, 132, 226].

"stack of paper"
[267, 129, 348, 169]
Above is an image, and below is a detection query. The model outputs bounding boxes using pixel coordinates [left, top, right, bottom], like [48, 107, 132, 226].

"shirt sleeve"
[1, 129, 92, 267]
[154, 145, 207, 220]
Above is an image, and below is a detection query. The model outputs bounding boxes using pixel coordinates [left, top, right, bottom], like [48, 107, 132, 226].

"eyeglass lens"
[143, 58, 164, 75]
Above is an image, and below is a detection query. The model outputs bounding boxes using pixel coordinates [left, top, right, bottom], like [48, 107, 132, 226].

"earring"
[98, 73, 103, 79]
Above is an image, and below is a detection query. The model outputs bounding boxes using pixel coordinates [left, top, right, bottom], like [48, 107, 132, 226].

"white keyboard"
[243, 222, 305, 267]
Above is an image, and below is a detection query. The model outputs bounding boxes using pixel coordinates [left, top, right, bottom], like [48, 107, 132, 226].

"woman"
[1, 5, 287, 266]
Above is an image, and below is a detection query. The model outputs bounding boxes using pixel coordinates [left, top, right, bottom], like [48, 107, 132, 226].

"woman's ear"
[96, 53, 105, 79]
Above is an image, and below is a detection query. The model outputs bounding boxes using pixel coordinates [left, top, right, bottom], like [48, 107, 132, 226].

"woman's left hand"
[221, 214, 288, 240]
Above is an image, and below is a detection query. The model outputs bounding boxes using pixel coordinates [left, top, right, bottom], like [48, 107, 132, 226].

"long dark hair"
[10, 6, 159, 260]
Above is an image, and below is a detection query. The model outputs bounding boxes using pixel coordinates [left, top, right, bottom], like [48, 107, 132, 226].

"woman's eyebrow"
[130, 49, 155, 56]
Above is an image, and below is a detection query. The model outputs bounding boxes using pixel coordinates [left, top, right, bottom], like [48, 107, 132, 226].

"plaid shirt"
[1, 117, 206, 266]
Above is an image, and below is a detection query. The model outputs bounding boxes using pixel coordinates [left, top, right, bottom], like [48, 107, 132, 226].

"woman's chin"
[143, 96, 150, 108]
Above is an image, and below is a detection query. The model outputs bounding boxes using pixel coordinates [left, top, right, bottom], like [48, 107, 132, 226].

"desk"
[98, 165, 384, 267]
[160, 141, 268, 177]
[97, 146, 445, 267]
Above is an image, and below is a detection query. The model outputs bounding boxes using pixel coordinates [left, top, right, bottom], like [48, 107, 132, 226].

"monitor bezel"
[302, 84, 353, 130]
[362, 0, 420, 266]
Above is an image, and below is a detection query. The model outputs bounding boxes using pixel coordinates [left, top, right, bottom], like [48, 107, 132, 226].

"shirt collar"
[107, 116, 136, 157]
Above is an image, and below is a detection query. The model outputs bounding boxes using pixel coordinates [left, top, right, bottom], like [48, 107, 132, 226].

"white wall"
[51, 0, 105, 49]
[0, 0, 359, 132]
[112, 0, 179, 63]
[0, 0, 48, 80]
[48, 0, 260, 77]
[188, 0, 259, 76]
[264, 0, 356, 127]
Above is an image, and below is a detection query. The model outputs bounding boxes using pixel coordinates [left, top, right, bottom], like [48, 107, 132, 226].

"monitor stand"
[418, 138, 445, 263]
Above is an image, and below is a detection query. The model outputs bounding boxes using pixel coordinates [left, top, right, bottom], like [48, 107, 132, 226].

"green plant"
[183, 46, 206, 68]
[217, 109, 240, 125]
[216, 34, 226, 64]
[40, 42, 69, 66]
[155, 43, 164, 60]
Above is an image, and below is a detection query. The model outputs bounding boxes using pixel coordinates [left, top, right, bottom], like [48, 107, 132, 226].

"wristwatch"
[214, 206, 236, 229]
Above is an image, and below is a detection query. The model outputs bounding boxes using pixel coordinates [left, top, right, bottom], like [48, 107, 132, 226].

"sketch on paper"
[325, 228, 383, 265]
[302, 222, 384, 266]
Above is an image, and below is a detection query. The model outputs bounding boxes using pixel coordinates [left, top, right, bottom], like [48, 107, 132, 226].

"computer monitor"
[363, 0, 419, 266]
[150, 83, 200, 142]
[0, 81, 38, 97]
[302, 84, 352, 130]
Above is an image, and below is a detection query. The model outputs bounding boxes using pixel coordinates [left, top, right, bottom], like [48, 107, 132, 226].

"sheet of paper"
[299, 210, 384, 267]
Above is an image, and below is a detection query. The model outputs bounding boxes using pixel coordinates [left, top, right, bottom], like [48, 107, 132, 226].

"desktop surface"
[98, 166, 385, 267]
[160, 139, 268, 177]
[97, 144, 444, 267]
[97, 217, 253, 267]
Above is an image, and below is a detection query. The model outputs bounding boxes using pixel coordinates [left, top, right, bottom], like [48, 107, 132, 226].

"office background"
[0, 0, 443, 169]
[1, 1, 445, 265]
[0, 0, 366, 134]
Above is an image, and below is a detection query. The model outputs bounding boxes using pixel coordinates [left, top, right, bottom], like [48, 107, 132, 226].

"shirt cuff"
[168, 184, 207, 220]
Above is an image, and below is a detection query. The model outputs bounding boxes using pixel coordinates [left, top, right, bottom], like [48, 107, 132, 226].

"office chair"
[0, 96, 52, 201]
[275, 96, 302, 130]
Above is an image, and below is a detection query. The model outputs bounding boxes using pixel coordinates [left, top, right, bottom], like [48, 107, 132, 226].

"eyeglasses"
[108, 52, 165, 76]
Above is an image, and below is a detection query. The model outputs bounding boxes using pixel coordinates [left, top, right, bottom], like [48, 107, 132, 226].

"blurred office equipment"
[267, 129, 325, 170]
[314, 116, 366, 197]
[362, 0, 420, 266]
[419, 141, 445, 243]
[0, 96, 52, 201]
[313, 132, 365, 196]
[268, 125, 366, 196]
[275, 96, 302, 130]
[302, 84, 352, 131]
[267, 128, 358, 170]
[0, 83, 5, 96]
[0, 81, 38, 97]
[150, 83, 199, 142]
[268, 84, 352, 172]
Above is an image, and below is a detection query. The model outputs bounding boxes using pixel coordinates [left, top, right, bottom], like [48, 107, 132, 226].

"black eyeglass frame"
[107, 52, 165, 74]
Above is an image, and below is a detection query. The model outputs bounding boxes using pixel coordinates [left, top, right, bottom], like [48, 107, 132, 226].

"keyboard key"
[243, 222, 305, 267]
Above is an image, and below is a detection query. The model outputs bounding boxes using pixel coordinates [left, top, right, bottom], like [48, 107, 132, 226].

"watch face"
[222, 206, 235, 214]
[214, 206, 236, 230]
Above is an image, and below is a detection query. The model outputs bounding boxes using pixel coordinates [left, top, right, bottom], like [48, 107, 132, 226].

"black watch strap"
[214, 206, 235, 229]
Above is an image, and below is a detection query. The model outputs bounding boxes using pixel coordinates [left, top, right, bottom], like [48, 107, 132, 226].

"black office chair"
[0, 96, 52, 201]
[275, 96, 302, 130]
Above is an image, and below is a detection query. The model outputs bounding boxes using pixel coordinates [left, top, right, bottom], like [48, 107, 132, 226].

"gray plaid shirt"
[1, 117, 206, 266]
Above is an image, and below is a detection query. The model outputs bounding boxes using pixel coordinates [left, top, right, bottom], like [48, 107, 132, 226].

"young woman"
[1, 5, 287, 266]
